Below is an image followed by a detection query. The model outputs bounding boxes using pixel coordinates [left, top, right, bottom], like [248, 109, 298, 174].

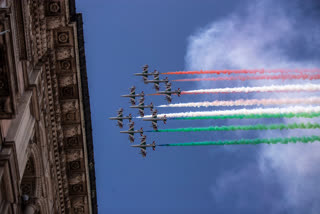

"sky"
[77, 0, 320, 213]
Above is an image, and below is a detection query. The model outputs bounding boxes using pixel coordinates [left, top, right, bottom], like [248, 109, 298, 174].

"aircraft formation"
[110, 65, 181, 157]
[110, 67, 320, 157]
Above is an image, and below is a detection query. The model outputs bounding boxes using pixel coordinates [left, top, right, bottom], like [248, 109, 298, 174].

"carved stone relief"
[68, 160, 83, 173]
[45, 1, 62, 16]
[58, 74, 77, 87]
[56, 47, 74, 60]
[62, 125, 81, 137]
[66, 149, 82, 162]
[70, 196, 87, 214]
[57, 58, 74, 73]
[68, 173, 84, 184]
[64, 135, 82, 149]
[54, 28, 73, 47]
[69, 183, 85, 195]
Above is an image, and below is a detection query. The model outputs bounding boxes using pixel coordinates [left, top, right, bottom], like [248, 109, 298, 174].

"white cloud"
[185, 0, 320, 212]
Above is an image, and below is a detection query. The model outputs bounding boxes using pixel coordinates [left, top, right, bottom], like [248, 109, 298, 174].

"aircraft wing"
[140, 141, 146, 146]
[117, 121, 123, 128]
[140, 148, 147, 157]
[129, 134, 135, 143]
[152, 121, 158, 130]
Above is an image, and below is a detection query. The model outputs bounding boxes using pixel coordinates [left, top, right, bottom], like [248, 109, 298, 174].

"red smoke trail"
[161, 68, 320, 75]
[180, 90, 320, 95]
[173, 74, 320, 82]
[149, 84, 320, 96]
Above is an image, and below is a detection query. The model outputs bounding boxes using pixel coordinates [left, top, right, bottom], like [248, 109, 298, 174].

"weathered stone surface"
[0, 1, 97, 213]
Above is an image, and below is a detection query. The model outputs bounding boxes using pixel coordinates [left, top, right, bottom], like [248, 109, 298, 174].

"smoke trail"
[173, 74, 320, 82]
[147, 122, 320, 133]
[161, 69, 320, 75]
[158, 97, 320, 108]
[173, 112, 320, 120]
[180, 83, 320, 95]
[143, 106, 320, 119]
[158, 136, 320, 147]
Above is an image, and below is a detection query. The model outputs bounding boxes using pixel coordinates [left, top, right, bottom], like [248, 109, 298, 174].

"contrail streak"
[143, 106, 320, 119]
[173, 74, 320, 82]
[181, 84, 320, 95]
[161, 69, 320, 75]
[158, 135, 320, 146]
[158, 97, 320, 108]
[146, 122, 320, 132]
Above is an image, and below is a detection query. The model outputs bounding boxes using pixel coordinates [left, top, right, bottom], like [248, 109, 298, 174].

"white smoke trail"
[158, 97, 320, 108]
[182, 83, 320, 94]
[143, 106, 320, 118]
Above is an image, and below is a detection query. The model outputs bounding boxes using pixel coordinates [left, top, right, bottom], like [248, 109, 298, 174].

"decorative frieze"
[0, 0, 97, 213]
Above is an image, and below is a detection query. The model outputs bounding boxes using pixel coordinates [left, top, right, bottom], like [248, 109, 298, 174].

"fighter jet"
[109, 109, 132, 128]
[144, 76, 169, 91]
[134, 65, 155, 82]
[121, 86, 144, 105]
[144, 76, 169, 84]
[130, 97, 154, 117]
[142, 109, 166, 130]
[131, 136, 156, 157]
[120, 121, 143, 142]
[154, 86, 181, 103]
[109, 113, 132, 128]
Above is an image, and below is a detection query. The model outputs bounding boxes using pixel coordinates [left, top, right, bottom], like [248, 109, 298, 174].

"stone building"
[0, 0, 97, 213]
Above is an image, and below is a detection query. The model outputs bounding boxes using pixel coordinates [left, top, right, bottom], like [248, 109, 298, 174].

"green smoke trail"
[149, 122, 320, 133]
[172, 112, 320, 120]
[159, 136, 320, 146]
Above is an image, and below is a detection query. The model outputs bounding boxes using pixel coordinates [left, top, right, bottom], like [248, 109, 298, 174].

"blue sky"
[77, 1, 320, 213]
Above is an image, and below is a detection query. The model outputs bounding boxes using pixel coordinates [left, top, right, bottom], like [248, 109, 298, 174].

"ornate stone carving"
[73, 206, 85, 214]
[63, 125, 81, 137]
[66, 150, 82, 162]
[58, 32, 69, 44]
[64, 135, 82, 148]
[68, 160, 83, 172]
[68, 173, 84, 184]
[57, 58, 74, 73]
[55, 28, 73, 47]
[70, 183, 84, 194]
[58, 74, 76, 87]
[70, 197, 86, 214]
[45, 1, 62, 16]
[62, 111, 79, 124]
[61, 100, 78, 112]
[59, 85, 78, 100]
[61, 100, 79, 124]
[56, 47, 74, 60]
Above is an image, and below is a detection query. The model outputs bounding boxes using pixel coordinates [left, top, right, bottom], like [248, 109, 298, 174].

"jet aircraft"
[131, 136, 156, 157]
[142, 109, 166, 130]
[121, 86, 144, 105]
[154, 86, 181, 103]
[109, 114, 132, 128]
[109, 109, 132, 128]
[130, 102, 154, 117]
[144, 76, 169, 91]
[134, 65, 154, 82]
[120, 121, 143, 142]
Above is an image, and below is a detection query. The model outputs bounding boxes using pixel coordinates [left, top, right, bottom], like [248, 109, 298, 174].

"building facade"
[0, 0, 97, 213]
